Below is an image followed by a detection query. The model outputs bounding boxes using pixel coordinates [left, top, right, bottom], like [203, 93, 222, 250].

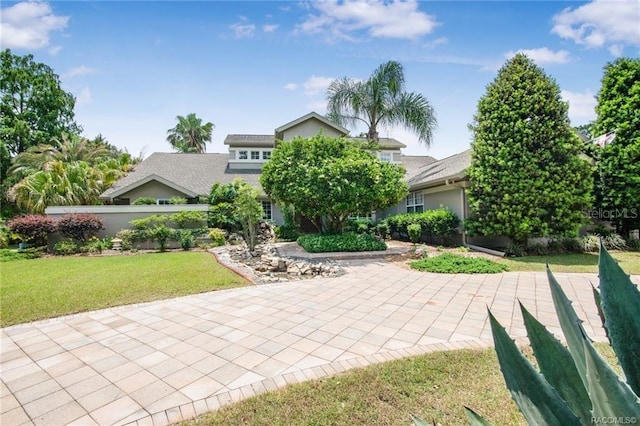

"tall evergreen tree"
[467, 53, 593, 246]
[592, 57, 640, 235]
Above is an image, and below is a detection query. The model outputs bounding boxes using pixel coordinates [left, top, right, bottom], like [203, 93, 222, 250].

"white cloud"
[283, 83, 298, 91]
[506, 47, 571, 65]
[64, 65, 96, 78]
[230, 23, 255, 38]
[424, 37, 447, 49]
[263, 24, 279, 33]
[552, 0, 640, 49]
[75, 87, 92, 106]
[608, 44, 624, 57]
[0, 1, 69, 49]
[297, 0, 438, 41]
[561, 89, 597, 123]
[49, 45, 62, 56]
[303, 75, 335, 95]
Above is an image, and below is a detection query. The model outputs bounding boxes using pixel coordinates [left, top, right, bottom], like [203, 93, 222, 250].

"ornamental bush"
[410, 253, 508, 274]
[7, 214, 57, 246]
[132, 197, 157, 205]
[386, 208, 460, 244]
[297, 232, 386, 253]
[57, 213, 103, 242]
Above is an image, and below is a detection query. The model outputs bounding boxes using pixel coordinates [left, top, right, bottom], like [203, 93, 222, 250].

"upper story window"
[232, 149, 273, 162]
[380, 152, 391, 162]
[238, 150, 248, 160]
[251, 151, 260, 160]
[263, 151, 272, 160]
[406, 192, 424, 213]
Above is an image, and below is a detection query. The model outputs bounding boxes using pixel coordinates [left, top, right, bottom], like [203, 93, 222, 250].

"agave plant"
[465, 244, 640, 425]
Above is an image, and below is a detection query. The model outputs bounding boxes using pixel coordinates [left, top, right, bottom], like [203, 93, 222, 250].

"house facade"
[97, 112, 471, 234]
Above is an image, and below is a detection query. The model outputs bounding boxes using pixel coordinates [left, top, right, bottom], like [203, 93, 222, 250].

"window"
[157, 199, 171, 205]
[349, 212, 373, 220]
[406, 192, 424, 213]
[262, 151, 272, 160]
[251, 151, 260, 160]
[238, 150, 248, 160]
[261, 201, 272, 220]
[380, 152, 391, 162]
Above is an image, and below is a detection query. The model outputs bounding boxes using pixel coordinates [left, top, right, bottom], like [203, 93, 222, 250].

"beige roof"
[100, 153, 262, 200]
[408, 149, 471, 188]
[350, 137, 407, 149]
[223, 134, 275, 147]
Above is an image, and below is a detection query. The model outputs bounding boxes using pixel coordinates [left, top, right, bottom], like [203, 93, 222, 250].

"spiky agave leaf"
[582, 332, 640, 418]
[463, 406, 495, 425]
[520, 302, 592, 423]
[410, 414, 431, 426]
[598, 244, 640, 395]
[591, 284, 611, 345]
[488, 309, 579, 425]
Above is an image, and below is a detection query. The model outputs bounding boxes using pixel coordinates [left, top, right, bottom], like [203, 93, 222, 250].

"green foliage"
[208, 228, 226, 247]
[472, 245, 640, 424]
[407, 223, 421, 244]
[132, 197, 157, 205]
[82, 236, 111, 254]
[170, 210, 206, 229]
[235, 183, 263, 251]
[0, 248, 42, 262]
[53, 239, 79, 256]
[593, 57, 640, 235]
[166, 113, 214, 153]
[130, 214, 169, 230]
[115, 229, 139, 251]
[261, 134, 408, 234]
[376, 221, 390, 240]
[0, 225, 9, 249]
[326, 60, 436, 146]
[297, 233, 387, 253]
[148, 224, 172, 252]
[274, 224, 300, 242]
[581, 234, 600, 253]
[129, 210, 205, 251]
[466, 53, 593, 245]
[601, 233, 627, 251]
[386, 208, 461, 243]
[410, 253, 508, 274]
[347, 218, 375, 235]
[208, 180, 244, 230]
[176, 230, 195, 250]
[169, 196, 187, 205]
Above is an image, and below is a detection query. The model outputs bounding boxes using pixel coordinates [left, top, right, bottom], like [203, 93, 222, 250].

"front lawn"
[410, 253, 509, 274]
[0, 252, 249, 327]
[498, 251, 640, 274]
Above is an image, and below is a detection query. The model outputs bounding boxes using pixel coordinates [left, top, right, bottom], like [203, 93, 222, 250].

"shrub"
[297, 233, 387, 253]
[0, 226, 9, 248]
[53, 239, 79, 255]
[115, 229, 139, 250]
[7, 215, 57, 246]
[82, 237, 111, 254]
[347, 218, 375, 235]
[176, 230, 195, 250]
[627, 237, 640, 251]
[170, 211, 207, 229]
[505, 241, 525, 257]
[130, 214, 169, 230]
[407, 223, 421, 244]
[132, 197, 157, 205]
[57, 213, 103, 242]
[601, 233, 627, 251]
[410, 253, 508, 274]
[148, 225, 173, 252]
[561, 237, 583, 253]
[385, 208, 460, 244]
[546, 238, 566, 254]
[0, 248, 43, 262]
[274, 224, 299, 242]
[376, 221, 390, 240]
[208, 228, 226, 247]
[580, 234, 600, 253]
[169, 196, 187, 205]
[527, 243, 548, 256]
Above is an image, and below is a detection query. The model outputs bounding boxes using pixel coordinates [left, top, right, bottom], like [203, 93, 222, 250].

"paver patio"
[2, 258, 635, 426]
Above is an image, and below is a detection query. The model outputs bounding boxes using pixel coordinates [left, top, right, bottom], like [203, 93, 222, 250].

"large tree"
[261, 134, 408, 234]
[166, 113, 214, 153]
[466, 53, 593, 246]
[326, 60, 437, 146]
[0, 49, 79, 157]
[592, 57, 640, 235]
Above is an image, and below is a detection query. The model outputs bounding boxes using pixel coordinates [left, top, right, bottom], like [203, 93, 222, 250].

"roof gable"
[275, 112, 349, 140]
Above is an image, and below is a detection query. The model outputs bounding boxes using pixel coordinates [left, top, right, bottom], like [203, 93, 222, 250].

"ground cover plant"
[410, 253, 508, 274]
[297, 232, 387, 253]
[0, 252, 248, 327]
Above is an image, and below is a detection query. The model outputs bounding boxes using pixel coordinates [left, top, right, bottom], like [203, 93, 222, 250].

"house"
[98, 112, 459, 224]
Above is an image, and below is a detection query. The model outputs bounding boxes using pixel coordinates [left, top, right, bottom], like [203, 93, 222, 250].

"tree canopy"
[260, 134, 408, 234]
[592, 57, 640, 235]
[326, 61, 437, 146]
[166, 113, 214, 153]
[466, 53, 593, 245]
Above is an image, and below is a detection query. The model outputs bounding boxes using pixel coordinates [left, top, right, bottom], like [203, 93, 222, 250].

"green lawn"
[0, 252, 249, 327]
[498, 251, 640, 274]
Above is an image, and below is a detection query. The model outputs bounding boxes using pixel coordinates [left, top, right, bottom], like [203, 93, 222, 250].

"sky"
[1, 0, 639, 160]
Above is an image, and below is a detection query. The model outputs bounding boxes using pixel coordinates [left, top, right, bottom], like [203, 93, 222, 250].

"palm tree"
[166, 113, 215, 153]
[326, 61, 437, 146]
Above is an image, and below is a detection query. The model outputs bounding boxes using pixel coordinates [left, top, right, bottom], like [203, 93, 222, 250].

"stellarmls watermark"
[592, 417, 638, 424]
[582, 208, 639, 219]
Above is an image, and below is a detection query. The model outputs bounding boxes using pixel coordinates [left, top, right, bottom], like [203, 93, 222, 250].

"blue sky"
[1, 0, 639, 160]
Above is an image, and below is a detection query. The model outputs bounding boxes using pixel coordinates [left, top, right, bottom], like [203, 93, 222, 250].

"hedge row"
[8, 214, 103, 245]
[384, 208, 460, 243]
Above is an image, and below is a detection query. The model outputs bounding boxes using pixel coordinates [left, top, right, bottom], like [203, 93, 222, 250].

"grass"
[410, 253, 509, 274]
[498, 251, 640, 274]
[184, 347, 525, 426]
[0, 251, 249, 327]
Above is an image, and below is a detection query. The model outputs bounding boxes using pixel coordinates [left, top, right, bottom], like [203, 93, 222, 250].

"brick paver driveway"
[2, 258, 627, 426]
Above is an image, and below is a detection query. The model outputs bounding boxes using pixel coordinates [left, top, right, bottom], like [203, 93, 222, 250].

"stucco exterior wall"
[423, 187, 465, 220]
[119, 181, 191, 203]
[281, 118, 344, 141]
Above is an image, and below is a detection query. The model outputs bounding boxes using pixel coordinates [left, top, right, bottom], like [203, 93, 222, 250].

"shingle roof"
[350, 137, 407, 149]
[408, 149, 471, 188]
[400, 155, 439, 180]
[223, 134, 275, 147]
[100, 153, 262, 199]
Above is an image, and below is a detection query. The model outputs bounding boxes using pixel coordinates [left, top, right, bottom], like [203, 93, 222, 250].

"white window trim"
[261, 200, 272, 221]
[406, 192, 424, 213]
[231, 148, 273, 162]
